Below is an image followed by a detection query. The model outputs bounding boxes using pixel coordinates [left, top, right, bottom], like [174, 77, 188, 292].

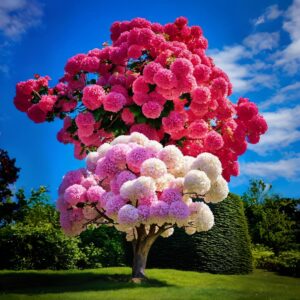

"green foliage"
[251, 244, 274, 268]
[0, 224, 82, 270]
[242, 180, 299, 254]
[254, 250, 300, 277]
[0, 185, 126, 270]
[0, 149, 22, 226]
[79, 226, 125, 268]
[127, 193, 253, 274]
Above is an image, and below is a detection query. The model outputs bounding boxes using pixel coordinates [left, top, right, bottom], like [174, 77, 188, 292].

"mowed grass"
[0, 267, 299, 300]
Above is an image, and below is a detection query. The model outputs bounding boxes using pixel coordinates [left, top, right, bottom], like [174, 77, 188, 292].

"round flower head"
[113, 170, 137, 194]
[106, 144, 131, 168]
[86, 185, 105, 202]
[86, 151, 101, 171]
[126, 146, 153, 173]
[150, 201, 169, 225]
[140, 158, 167, 179]
[142, 101, 163, 119]
[155, 173, 175, 192]
[161, 227, 174, 238]
[118, 204, 139, 225]
[184, 170, 211, 196]
[169, 201, 189, 221]
[205, 176, 229, 203]
[185, 226, 196, 235]
[82, 84, 105, 110]
[195, 202, 214, 232]
[158, 145, 184, 169]
[171, 155, 195, 177]
[110, 135, 130, 145]
[188, 201, 203, 218]
[168, 177, 184, 192]
[138, 205, 150, 223]
[97, 143, 112, 157]
[75, 112, 95, 127]
[143, 62, 162, 83]
[191, 152, 222, 183]
[64, 184, 87, 206]
[103, 92, 126, 112]
[119, 180, 136, 201]
[160, 188, 182, 204]
[95, 157, 119, 179]
[132, 176, 156, 200]
[97, 191, 114, 209]
[105, 195, 126, 217]
[145, 140, 163, 154]
[81, 175, 98, 189]
[129, 132, 149, 145]
[153, 68, 177, 89]
[204, 131, 224, 151]
[59, 169, 85, 195]
[139, 192, 158, 206]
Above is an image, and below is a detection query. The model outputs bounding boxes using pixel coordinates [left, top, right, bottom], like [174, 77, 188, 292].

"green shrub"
[0, 224, 82, 270]
[257, 251, 300, 277]
[252, 244, 274, 268]
[79, 226, 126, 268]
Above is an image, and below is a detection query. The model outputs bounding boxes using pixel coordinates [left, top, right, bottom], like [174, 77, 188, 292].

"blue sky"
[0, 0, 299, 201]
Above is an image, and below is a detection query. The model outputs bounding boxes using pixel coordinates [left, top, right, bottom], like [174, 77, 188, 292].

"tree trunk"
[132, 238, 152, 280]
[131, 224, 167, 282]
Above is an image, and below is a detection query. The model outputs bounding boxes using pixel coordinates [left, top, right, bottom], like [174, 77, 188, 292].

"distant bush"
[0, 224, 82, 270]
[253, 246, 300, 277]
[0, 187, 126, 270]
[79, 226, 125, 268]
[252, 244, 274, 269]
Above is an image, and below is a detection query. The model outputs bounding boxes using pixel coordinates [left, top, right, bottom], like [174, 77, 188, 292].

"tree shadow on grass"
[0, 271, 171, 294]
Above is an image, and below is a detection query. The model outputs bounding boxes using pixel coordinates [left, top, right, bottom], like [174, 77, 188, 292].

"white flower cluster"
[84, 133, 229, 240]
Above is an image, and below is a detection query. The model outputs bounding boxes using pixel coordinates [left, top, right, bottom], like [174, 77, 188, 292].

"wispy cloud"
[0, 0, 43, 40]
[209, 41, 277, 93]
[240, 155, 300, 180]
[0, 0, 43, 76]
[243, 32, 280, 53]
[248, 105, 300, 155]
[275, 0, 300, 75]
[260, 81, 300, 109]
[252, 4, 283, 27]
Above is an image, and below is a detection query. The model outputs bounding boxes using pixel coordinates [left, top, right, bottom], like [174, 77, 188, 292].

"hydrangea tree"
[13, 17, 267, 280]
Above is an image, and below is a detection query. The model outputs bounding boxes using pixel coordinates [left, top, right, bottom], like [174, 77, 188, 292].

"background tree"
[242, 180, 299, 254]
[0, 149, 26, 226]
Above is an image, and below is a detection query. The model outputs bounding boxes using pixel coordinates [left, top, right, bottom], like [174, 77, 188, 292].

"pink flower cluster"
[13, 17, 267, 181]
[57, 132, 228, 237]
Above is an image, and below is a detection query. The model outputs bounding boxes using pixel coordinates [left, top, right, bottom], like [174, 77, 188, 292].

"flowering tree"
[13, 17, 267, 279]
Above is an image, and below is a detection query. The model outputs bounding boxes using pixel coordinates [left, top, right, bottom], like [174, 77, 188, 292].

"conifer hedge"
[126, 193, 253, 274]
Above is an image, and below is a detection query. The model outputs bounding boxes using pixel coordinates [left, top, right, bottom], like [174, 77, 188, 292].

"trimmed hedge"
[127, 193, 253, 274]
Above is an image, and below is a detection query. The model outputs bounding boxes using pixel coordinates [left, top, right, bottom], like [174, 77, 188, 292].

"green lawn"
[0, 267, 299, 300]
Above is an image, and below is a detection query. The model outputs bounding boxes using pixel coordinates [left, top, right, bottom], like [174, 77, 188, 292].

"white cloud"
[249, 105, 300, 154]
[0, 0, 43, 39]
[275, 0, 300, 74]
[209, 44, 276, 93]
[240, 155, 300, 180]
[252, 4, 283, 26]
[260, 81, 300, 109]
[243, 32, 280, 53]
